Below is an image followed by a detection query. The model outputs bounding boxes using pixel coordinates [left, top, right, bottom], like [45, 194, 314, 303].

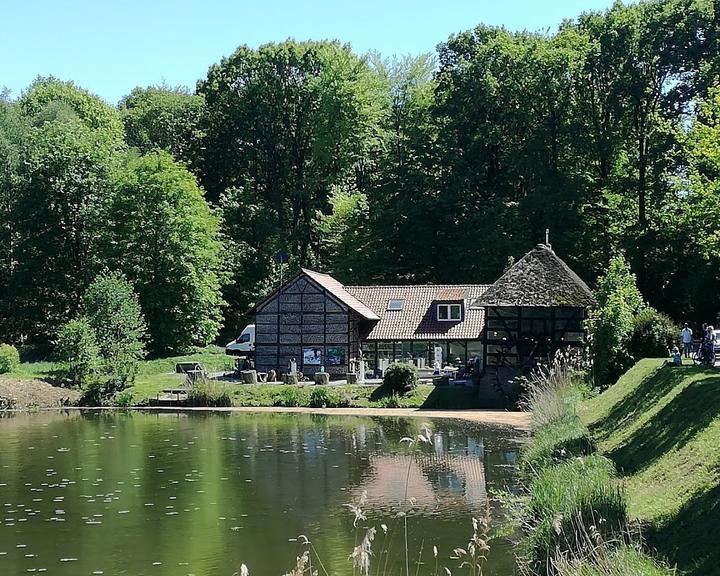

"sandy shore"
[129, 405, 532, 428]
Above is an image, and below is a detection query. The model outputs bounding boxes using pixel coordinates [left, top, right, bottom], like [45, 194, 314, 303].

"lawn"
[579, 359, 720, 576]
[3, 347, 485, 410]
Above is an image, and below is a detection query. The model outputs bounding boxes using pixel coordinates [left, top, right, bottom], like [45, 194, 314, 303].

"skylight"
[387, 299, 405, 311]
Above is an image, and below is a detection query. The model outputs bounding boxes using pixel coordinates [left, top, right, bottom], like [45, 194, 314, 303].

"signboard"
[303, 346, 322, 366]
[326, 347, 346, 366]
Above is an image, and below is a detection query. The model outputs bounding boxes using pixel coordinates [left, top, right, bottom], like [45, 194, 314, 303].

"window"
[387, 299, 405, 311]
[237, 333, 251, 343]
[437, 303, 462, 321]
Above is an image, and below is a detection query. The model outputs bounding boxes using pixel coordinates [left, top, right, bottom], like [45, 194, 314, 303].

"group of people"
[672, 323, 717, 366]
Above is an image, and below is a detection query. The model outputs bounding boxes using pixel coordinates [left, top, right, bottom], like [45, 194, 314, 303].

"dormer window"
[387, 299, 405, 311]
[438, 303, 462, 321]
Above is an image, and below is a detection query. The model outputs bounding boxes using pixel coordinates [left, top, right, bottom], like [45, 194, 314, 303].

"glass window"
[387, 299, 405, 311]
[437, 303, 462, 322]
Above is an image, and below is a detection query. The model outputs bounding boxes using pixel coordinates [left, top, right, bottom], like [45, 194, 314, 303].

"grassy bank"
[1, 347, 488, 410]
[515, 353, 673, 576]
[579, 359, 720, 576]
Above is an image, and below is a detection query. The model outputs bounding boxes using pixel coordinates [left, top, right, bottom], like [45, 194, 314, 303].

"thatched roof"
[476, 244, 595, 308]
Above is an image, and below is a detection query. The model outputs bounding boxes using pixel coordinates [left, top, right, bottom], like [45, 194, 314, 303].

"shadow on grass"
[590, 365, 701, 443]
[647, 483, 720, 576]
[606, 373, 720, 475]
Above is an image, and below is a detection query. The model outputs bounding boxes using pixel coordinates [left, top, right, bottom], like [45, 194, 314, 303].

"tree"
[84, 272, 146, 387]
[9, 80, 122, 345]
[119, 85, 205, 170]
[100, 151, 225, 354]
[198, 40, 386, 328]
[586, 255, 645, 387]
[55, 317, 100, 388]
[0, 97, 29, 341]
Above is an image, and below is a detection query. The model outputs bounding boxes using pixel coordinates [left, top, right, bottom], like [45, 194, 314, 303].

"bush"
[55, 318, 100, 388]
[272, 387, 304, 407]
[185, 379, 231, 407]
[521, 416, 595, 479]
[0, 344, 20, 374]
[523, 454, 627, 575]
[377, 393, 401, 408]
[586, 256, 644, 388]
[84, 272, 146, 389]
[628, 307, 678, 359]
[382, 362, 418, 396]
[309, 386, 331, 408]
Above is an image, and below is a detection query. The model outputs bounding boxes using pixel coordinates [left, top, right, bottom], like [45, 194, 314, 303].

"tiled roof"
[477, 244, 595, 308]
[302, 269, 380, 321]
[345, 284, 489, 341]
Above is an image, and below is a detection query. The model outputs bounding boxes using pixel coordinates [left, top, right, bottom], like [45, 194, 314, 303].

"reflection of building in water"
[353, 451, 486, 512]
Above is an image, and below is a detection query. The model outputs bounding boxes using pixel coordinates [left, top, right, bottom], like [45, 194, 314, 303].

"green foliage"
[382, 362, 418, 396]
[0, 343, 20, 374]
[99, 151, 225, 354]
[521, 416, 595, 479]
[55, 318, 100, 388]
[119, 85, 205, 169]
[185, 379, 231, 407]
[308, 386, 331, 408]
[587, 256, 645, 387]
[376, 393, 401, 408]
[523, 455, 627, 575]
[272, 387, 305, 407]
[628, 307, 678, 359]
[84, 272, 146, 388]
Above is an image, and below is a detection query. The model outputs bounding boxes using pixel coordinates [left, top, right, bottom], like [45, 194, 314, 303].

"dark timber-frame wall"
[255, 274, 360, 377]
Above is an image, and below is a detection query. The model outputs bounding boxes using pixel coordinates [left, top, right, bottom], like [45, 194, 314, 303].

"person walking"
[681, 323, 693, 358]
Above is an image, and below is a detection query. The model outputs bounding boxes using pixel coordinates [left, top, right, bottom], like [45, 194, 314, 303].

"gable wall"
[255, 274, 358, 377]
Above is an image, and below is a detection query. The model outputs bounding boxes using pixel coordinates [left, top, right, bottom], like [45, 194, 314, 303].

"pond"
[0, 411, 525, 575]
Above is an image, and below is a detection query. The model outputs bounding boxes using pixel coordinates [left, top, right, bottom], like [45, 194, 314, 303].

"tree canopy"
[1, 1, 720, 351]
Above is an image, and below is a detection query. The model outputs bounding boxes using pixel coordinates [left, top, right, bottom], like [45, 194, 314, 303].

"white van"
[225, 324, 255, 355]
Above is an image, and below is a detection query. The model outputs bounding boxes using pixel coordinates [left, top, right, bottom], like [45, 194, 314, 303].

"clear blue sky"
[2, 0, 617, 104]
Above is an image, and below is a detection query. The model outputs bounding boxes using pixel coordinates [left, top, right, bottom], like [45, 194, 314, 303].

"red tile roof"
[301, 269, 380, 321]
[345, 284, 489, 341]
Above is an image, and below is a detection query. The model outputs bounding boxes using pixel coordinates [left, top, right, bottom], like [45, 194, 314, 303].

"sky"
[2, 0, 617, 104]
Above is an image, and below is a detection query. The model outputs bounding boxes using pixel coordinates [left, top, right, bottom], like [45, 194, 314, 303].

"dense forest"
[1, 0, 720, 355]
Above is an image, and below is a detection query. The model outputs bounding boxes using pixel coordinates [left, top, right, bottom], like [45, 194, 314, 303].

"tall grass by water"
[516, 350, 668, 576]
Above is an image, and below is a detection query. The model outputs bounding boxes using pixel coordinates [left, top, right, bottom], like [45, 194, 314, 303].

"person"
[671, 346, 682, 366]
[681, 323, 693, 358]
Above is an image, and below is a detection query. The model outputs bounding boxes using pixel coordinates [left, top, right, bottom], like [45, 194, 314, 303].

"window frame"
[437, 303, 462, 322]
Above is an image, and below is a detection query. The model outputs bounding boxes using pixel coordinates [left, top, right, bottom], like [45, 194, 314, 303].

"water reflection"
[0, 410, 524, 575]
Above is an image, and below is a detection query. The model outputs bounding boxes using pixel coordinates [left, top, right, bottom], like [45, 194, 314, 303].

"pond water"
[0, 411, 525, 576]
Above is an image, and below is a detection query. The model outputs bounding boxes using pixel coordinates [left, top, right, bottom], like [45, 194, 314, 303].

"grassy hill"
[579, 359, 720, 576]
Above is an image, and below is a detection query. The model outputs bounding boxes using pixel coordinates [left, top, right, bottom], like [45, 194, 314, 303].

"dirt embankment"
[0, 378, 79, 409]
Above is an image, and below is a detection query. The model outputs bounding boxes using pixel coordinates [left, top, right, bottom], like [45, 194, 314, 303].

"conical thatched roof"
[477, 244, 595, 308]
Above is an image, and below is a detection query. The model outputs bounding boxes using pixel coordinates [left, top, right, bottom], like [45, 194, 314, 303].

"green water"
[0, 410, 524, 575]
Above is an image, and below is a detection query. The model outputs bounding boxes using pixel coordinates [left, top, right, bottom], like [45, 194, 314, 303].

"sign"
[326, 347, 346, 366]
[303, 347, 322, 366]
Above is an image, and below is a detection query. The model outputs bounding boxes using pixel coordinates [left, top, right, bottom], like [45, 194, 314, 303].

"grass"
[2, 347, 485, 410]
[555, 544, 676, 576]
[579, 358, 720, 576]
[520, 416, 594, 479]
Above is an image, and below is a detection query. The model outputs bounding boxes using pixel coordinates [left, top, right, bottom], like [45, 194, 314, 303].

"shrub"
[55, 318, 100, 388]
[523, 454, 627, 575]
[586, 256, 644, 388]
[628, 307, 678, 359]
[272, 387, 304, 407]
[0, 344, 20, 374]
[309, 386, 331, 408]
[520, 416, 595, 479]
[382, 362, 418, 396]
[186, 379, 231, 407]
[377, 393, 401, 408]
[84, 272, 146, 389]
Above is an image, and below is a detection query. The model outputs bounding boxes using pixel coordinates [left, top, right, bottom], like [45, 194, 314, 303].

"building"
[251, 244, 594, 379]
